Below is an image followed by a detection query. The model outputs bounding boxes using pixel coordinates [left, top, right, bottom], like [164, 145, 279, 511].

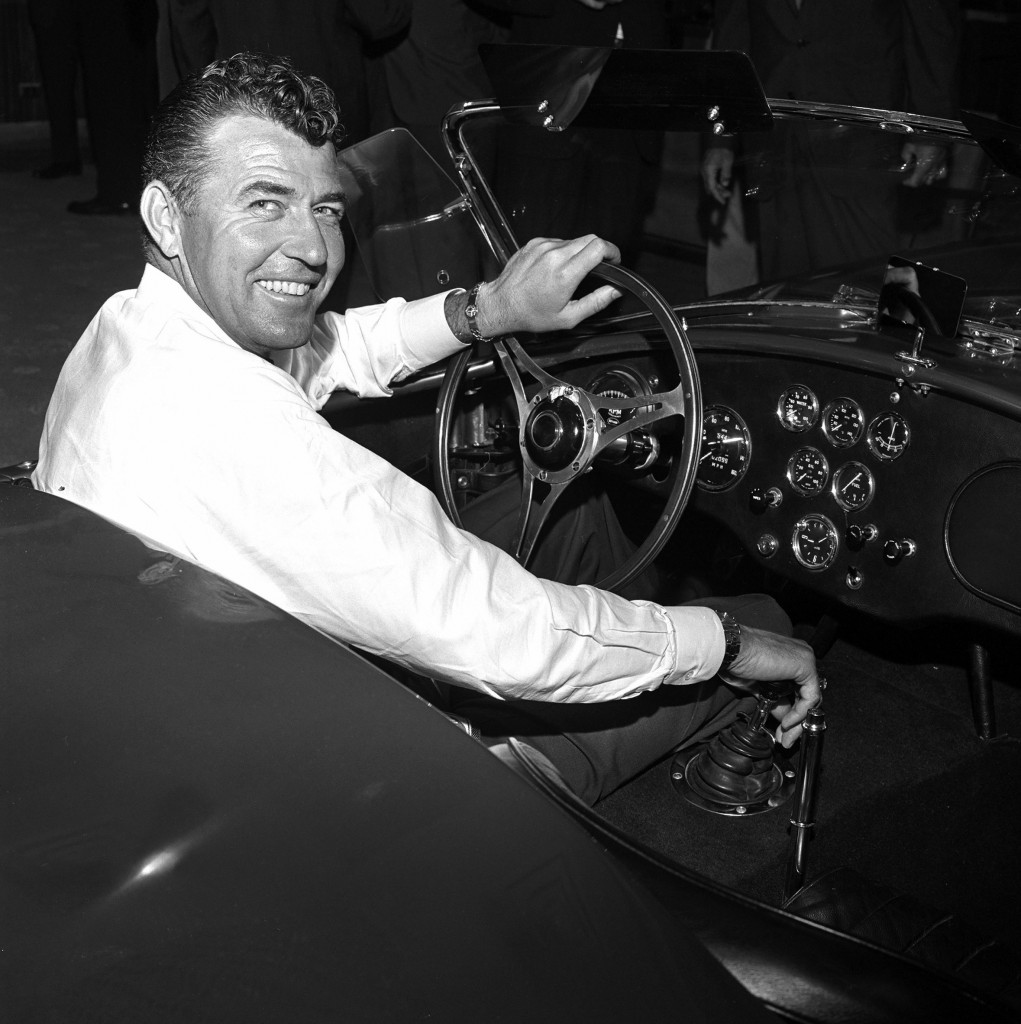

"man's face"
[172, 115, 346, 356]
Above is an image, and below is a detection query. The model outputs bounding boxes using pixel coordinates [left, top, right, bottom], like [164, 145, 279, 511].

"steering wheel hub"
[525, 389, 587, 470]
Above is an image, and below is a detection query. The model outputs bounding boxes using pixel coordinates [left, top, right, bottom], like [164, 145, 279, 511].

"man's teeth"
[257, 280, 311, 296]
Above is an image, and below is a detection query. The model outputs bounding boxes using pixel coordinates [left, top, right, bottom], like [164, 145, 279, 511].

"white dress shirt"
[34, 265, 724, 702]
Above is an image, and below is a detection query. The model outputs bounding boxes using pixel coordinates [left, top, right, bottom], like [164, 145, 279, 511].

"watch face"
[719, 612, 741, 667]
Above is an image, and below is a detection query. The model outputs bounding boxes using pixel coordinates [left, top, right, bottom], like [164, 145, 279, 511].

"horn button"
[525, 391, 587, 470]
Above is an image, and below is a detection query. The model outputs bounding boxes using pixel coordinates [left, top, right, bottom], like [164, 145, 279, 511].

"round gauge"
[697, 406, 751, 492]
[832, 461, 875, 511]
[587, 367, 650, 427]
[792, 514, 839, 571]
[822, 397, 865, 448]
[867, 411, 911, 461]
[786, 446, 830, 496]
[777, 385, 819, 433]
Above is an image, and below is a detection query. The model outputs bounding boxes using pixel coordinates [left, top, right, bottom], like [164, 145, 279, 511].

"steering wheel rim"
[434, 262, 702, 594]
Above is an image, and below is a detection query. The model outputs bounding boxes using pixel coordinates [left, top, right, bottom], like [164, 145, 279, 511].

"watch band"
[717, 611, 742, 671]
[463, 282, 488, 344]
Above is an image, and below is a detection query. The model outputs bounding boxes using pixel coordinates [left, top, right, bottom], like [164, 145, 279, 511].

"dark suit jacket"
[490, 0, 667, 49]
[168, 0, 410, 143]
[713, 0, 960, 118]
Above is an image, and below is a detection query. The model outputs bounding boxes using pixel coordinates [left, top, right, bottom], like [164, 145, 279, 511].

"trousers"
[456, 480, 791, 804]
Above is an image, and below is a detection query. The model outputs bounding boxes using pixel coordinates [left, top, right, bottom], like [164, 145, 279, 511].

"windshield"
[457, 110, 1021, 338]
[334, 71, 1021, 354]
[336, 129, 491, 307]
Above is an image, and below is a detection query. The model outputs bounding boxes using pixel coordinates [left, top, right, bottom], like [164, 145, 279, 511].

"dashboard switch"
[845, 523, 878, 550]
[883, 538, 917, 564]
[750, 487, 783, 513]
[846, 567, 864, 590]
[756, 534, 779, 557]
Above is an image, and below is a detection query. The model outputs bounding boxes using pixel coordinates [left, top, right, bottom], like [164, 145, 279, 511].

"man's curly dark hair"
[142, 52, 345, 211]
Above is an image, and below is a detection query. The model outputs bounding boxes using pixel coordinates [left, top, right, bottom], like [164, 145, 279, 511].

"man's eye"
[315, 205, 344, 221]
[250, 199, 281, 213]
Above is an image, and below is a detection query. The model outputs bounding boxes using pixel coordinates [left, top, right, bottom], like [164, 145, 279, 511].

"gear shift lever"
[672, 681, 797, 816]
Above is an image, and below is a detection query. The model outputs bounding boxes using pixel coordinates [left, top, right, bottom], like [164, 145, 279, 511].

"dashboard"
[690, 346, 1021, 639]
[327, 326, 1021, 642]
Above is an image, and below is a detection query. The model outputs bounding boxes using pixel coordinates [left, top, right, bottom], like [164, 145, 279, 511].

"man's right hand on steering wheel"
[448, 236, 623, 342]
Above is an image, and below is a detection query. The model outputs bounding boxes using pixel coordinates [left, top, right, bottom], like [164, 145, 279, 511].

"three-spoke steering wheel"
[434, 262, 702, 594]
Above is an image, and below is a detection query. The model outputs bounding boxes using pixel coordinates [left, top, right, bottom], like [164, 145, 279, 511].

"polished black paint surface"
[0, 487, 765, 1023]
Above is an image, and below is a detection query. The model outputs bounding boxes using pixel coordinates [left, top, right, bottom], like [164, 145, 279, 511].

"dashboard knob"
[749, 487, 783, 513]
[883, 538, 917, 564]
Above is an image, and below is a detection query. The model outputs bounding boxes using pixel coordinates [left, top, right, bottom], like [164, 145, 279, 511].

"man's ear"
[141, 181, 184, 259]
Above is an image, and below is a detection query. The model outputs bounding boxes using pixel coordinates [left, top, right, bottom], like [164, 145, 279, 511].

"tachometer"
[697, 406, 751, 491]
[792, 514, 839, 570]
[777, 385, 819, 432]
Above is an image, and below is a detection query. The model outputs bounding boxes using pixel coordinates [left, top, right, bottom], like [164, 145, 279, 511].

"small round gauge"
[822, 397, 865, 448]
[697, 406, 751, 492]
[831, 461, 875, 511]
[792, 514, 840, 571]
[867, 411, 911, 461]
[777, 385, 819, 433]
[786, 446, 830, 496]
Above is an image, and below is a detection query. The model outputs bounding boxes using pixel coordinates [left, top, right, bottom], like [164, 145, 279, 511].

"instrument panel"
[690, 351, 1021, 633]
[696, 379, 921, 590]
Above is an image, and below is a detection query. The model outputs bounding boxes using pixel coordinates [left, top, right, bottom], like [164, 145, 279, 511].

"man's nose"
[284, 209, 329, 266]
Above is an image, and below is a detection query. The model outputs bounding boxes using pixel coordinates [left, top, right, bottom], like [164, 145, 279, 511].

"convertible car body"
[3, 46, 1021, 1021]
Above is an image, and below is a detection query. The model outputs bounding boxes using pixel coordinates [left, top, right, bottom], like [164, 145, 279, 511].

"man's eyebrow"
[237, 180, 296, 200]
[235, 181, 346, 206]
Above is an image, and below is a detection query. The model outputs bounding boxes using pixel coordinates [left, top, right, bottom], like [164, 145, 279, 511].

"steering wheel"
[434, 262, 702, 594]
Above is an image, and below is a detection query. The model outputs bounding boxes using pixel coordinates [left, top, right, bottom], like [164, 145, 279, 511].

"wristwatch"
[463, 281, 488, 344]
[717, 611, 742, 671]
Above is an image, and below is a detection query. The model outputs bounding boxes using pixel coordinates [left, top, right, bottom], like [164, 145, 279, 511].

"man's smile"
[256, 279, 314, 297]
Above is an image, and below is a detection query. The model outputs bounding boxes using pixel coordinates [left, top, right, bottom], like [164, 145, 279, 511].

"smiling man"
[34, 53, 819, 804]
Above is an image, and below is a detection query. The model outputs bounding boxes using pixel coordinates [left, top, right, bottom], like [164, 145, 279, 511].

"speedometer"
[697, 406, 751, 491]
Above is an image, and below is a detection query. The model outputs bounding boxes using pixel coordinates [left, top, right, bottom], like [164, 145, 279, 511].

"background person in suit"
[489, 0, 671, 264]
[167, 0, 410, 145]
[29, 0, 159, 214]
[701, 0, 961, 284]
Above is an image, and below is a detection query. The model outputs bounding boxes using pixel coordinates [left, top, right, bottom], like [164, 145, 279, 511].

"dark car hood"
[0, 486, 769, 1023]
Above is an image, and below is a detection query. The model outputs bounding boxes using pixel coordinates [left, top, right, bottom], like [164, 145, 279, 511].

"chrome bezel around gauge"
[792, 514, 840, 571]
[831, 460, 875, 511]
[821, 397, 865, 448]
[697, 405, 752, 492]
[866, 410, 911, 461]
[777, 385, 819, 433]
[786, 446, 830, 496]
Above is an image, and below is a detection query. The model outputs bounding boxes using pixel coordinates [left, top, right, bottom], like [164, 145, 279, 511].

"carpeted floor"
[597, 623, 1021, 955]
